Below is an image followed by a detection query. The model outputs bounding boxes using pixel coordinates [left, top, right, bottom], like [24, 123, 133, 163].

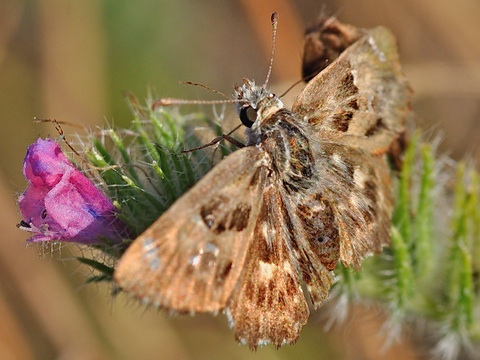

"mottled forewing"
[226, 186, 309, 349]
[294, 26, 411, 155]
[114, 146, 265, 313]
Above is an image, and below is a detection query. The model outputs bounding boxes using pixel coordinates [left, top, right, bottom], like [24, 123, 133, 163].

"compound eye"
[239, 106, 257, 128]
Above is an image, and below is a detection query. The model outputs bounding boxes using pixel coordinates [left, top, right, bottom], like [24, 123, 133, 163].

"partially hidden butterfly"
[114, 13, 411, 349]
[302, 15, 362, 82]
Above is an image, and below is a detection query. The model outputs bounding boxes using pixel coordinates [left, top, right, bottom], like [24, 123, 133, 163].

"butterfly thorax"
[234, 79, 315, 192]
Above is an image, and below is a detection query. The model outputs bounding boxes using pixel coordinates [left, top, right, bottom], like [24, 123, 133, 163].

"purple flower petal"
[18, 138, 128, 245]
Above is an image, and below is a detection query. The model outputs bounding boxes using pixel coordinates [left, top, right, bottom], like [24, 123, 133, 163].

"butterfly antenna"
[262, 12, 279, 89]
[152, 81, 239, 109]
[152, 97, 237, 109]
[180, 81, 232, 101]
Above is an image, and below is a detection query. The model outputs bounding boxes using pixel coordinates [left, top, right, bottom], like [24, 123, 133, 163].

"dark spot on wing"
[257, 284, 267, 304]
[286, 274, 297, 296]
[331, 111, 353, 132]
[200, 196, 251, 234]
[348, 98, 359, 110]
[229, 203, 251, 231]
[365, 117, 386, 137]
[200, 196, 226, 229]
[328, 72, 359, 133]
[215, 222, 226, 233]
[340, 72, 359, 99]
[216, 261, 233, 285]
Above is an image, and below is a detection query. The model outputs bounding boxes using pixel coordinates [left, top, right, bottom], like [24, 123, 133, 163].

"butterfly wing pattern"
[114, 146, 266, 313]
[114, 25, 411, 349]
[293, 26, 411, 269]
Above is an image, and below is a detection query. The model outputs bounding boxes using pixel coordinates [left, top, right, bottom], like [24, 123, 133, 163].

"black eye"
[239, 106, 257, 128]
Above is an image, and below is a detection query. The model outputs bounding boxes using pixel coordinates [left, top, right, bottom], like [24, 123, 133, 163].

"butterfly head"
[234, 78, 284, 136]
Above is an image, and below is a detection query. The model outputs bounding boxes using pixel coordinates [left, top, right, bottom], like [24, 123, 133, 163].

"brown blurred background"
[1, 0, 479, 359]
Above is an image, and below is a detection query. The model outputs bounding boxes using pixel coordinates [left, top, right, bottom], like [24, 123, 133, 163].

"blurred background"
[1, 0, 479, 359]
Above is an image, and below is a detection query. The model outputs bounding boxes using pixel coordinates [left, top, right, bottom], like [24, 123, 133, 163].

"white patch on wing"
[259, 261, 276, 280]
[205, 242, 220, 257]
[262, 222, 275, 247]
[331, 153, 343, 166]
[283, 260, 293, 274]
[189, 253, 201, 268]
[351, 69, 358, 86]
[368, 36, 386, 62]
[142, 237, 162, 271]
[148, 257, 161, 271]
[188, 242, 219, 269]
[353, 167, 367, 188]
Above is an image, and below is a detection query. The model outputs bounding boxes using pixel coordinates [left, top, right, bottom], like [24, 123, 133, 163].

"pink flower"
[17, 138, 128, 245]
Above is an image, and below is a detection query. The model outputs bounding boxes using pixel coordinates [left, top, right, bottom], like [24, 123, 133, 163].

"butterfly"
[302, 15, 362, 82]
[114, 14, 411, 349]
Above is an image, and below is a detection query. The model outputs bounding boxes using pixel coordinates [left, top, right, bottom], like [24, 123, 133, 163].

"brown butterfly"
[114, 14, 411, 349]
[302, 15, 362, 82]
[301, 16, 410, 170]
